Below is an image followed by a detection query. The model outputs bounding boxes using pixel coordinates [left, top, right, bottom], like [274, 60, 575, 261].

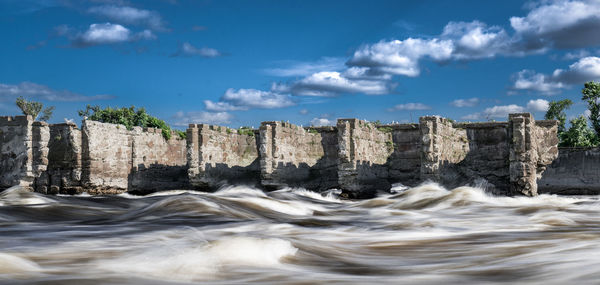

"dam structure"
[0, 113, 562, 197]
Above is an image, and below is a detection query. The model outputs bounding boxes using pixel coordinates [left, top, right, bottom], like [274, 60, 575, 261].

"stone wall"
[187, 124, 259, 189]
[337, 119, 394, 197]
[419, 116, 469, 184]
[539, 147, 600, 194]
[0, 116, 49, 191]
[508, 113, 558, 196]
[47, 123, 82, 194]
[0, 113, 561, 197]
[259, 122, 337, 190]
[387, 124, 422, 186]
[454, 122, 510, 192]
[81, 120, 133, 193]
[79, 120, 188, 194]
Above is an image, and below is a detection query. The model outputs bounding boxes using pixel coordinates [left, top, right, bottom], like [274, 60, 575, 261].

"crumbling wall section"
[454, 122, 510, 192]
[188, 124, 259, 189]
[539, 147, 600, 194]
[337, 119, 393, 197]
[509, 113, 558, 196]
[81, 120, 133, 194]
[419, 116, 469, 183]
[0, 116, 33, 189]
[31, 121, 50, 193]
[385, 124, 422, 186]
[259, 122, 337, 190]
[47, 123, 82, 194]
[129, 128, 188, 193]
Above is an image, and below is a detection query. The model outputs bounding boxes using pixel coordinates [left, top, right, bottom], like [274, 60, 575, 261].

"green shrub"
[237, 127, 255, 136]
[78, 105, 175, 140]
[16, 96, 54, 121]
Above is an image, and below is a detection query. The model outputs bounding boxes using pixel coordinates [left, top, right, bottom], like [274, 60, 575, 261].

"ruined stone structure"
[0, 113, 560, 197]
[0, 116, 187, 194]
[187, 124, 260, 189]
[539, 147, 600, 195]
[187, 114, 558, 197]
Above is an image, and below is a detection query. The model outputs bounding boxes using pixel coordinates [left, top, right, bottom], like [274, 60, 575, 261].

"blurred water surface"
[0, 183, 599, 284]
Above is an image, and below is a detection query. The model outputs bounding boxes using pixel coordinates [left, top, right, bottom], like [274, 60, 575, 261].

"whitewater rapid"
[0, 183, 599, 284]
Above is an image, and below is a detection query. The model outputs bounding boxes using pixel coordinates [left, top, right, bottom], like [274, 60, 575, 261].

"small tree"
[545, 99, 573, 134]
[15, 96, 54, 121]
[560, 115, 598, 147]
[582, 81, 600, 136]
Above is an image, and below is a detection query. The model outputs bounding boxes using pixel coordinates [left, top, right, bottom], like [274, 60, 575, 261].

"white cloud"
[441, 21, 513, 59]
[310, 117, 334, 127]
[72, 23, 155, 47]
[88, 5, 167, 31]
[462, 104, 526, 120]
[264, 57, 345, 77]
[526, 99, 550, 112]
[172, 111, 232, 126]
[510, 0, 600, 49]
[387, 102, 431, 111]
[291, 71, 393, 96]
[0, 82, 115, 102]
[204, 88, 295, 111]
[172, 42, 221, 58]
[450, 98, 479, 107]
[348, 38, 454, 77]
[584, 109, 591, 118]
[299, 109, 309, 115]
[512, 70, 566, 94]
[512, 56, 600, 94]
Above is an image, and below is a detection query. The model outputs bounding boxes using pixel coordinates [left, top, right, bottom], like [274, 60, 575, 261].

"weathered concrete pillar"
[32, 121, 50, 193]
[259, 122, 276, 189]
[419, 116, 442, 181]
[509, 113, 541, 196]
[186, 124, 200, 186]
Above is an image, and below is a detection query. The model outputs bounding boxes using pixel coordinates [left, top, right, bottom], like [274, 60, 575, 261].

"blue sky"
[1, 0, 600, 128]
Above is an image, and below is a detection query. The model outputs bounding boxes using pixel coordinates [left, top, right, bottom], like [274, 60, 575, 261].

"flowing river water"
[0, 183, 599, 284]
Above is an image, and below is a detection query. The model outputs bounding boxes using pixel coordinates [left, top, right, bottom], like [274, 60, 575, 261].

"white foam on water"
[0, 186, 55, 206]
[286, 188, 343, 203]
[0, 253, 41, 275]
[95, 236, 297, 281]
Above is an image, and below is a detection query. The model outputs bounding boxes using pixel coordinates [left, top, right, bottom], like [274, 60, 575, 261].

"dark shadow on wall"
[262, 133, 339, 192]
[127, 163, 190, 195]
[538, 147, 600, 195]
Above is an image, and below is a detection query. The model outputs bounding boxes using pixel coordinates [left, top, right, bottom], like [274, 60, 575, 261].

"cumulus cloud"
[462, 100, 549, 120]
[264, 57, 345, 77]
[510, 0, 600, 49]
[171, 42, 221, 58]
[512, 56, 600, 94]
[462, 104, 526, 120]
[204, 88, 295, 111]
[348, 38, 454, 77]
[172, 111, 232, 126]
[88, 5, 167, 31]
[450, 98, 479, 107]
[526, 99, 550, 112]
[441, 21, 513, 59]
[72, 23, 155, 47]
[387, 102, 431, 111]
[310, 117, 334, 127]
[0, 82, 115, 102]
[289, 69, 394, 96]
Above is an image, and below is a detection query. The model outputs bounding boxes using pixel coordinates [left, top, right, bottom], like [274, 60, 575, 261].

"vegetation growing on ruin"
[78, 105, 179, 140]
[15, 96, 54, 121]
[237, 127, 255, 136]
